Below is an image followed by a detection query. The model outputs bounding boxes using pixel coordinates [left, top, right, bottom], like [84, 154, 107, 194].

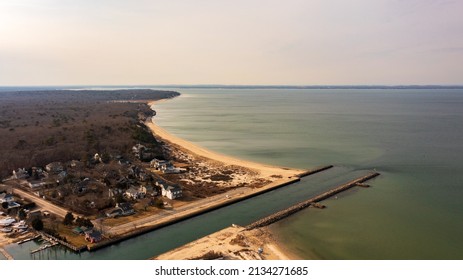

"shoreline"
[1, 96, 311, 259]
[147, 100, 305, 179]
[154, 225, 292, 260]
[146, 99, 310, 260]
[71, 97, 315, 254]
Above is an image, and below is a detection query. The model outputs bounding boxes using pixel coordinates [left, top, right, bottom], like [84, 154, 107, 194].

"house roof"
[117, 202, 133, 212]
[0, 193, 13, 201]
[125, 187, 139, 195]
[85, 230, 102, 239]
[73, 227, 84, 234]
[166, 185, 181, 192]
[107, 208, 123, 216]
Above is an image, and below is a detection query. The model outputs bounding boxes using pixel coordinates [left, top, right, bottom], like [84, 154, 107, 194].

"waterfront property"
[160, 184, 182, 200]
[106, 202, 135, 218]
[85, 230, 103, 243]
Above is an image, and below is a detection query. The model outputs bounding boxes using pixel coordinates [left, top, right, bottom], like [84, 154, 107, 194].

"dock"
[0, 247, 14, 260]
[39, 232, 87, 253]
[17, 235, 40, 245]
[246, 172, 380, 230]
[30, 243, 58, 254]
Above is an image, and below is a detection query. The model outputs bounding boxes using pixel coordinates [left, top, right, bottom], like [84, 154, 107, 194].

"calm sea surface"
[5, 88, 463, 259]
[152, 88, 463, 259]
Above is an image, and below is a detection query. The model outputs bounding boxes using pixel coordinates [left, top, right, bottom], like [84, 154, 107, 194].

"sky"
[1, 0, 462, 86]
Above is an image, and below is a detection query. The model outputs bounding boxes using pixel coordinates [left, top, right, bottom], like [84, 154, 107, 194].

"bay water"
[153, 88, 463, 259]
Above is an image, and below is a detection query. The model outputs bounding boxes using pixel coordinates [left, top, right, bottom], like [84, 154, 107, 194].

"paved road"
[13, 188, 68, 218]
[106, 187, 250, 235]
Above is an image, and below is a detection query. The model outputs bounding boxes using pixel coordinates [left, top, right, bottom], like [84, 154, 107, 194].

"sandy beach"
[145, 100, 309, 260]
[154, 225, 292, 260]
[147, 101, 305, 179]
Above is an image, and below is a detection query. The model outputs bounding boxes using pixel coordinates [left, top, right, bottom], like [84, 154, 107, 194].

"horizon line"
[2, 84, 463, 90]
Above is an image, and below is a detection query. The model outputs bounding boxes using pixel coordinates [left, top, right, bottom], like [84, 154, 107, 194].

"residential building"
[85, 230, 102, 243]
[161, 184, 182, 200]
[45, 162, 64, 174]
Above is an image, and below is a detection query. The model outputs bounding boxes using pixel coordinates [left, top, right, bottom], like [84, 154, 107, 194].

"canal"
[5, 166, 374, 260]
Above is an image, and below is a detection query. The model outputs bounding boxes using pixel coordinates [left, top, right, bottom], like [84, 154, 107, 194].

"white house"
[124, 186, 145, 200]
[161, 165, 186, 174]
[150, 159, 169, 170]
[151, 159, 186, 174]
[161, 184, 182, 200]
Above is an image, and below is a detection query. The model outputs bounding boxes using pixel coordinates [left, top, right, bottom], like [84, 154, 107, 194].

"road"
[106, 176, 301, 235]
[106, 187, 249, 235]
[13, 188, 68, 218]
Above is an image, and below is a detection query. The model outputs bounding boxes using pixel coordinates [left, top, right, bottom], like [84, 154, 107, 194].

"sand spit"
[154, 225, 291, 260]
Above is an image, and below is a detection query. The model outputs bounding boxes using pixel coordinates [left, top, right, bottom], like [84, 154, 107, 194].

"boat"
[12, 221, 28, 230]
[0, 227, 12, 233]
[0, 218, 15, 227]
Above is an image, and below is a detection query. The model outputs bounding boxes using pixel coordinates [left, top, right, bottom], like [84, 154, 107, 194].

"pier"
[246, 172, 380, 229]
[17, 235, 40, 245]
[39, 232, 87, 253]
[30, 243, 57, 254]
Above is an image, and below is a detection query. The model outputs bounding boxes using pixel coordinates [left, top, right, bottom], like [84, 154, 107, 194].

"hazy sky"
[1, 0, 462, 85]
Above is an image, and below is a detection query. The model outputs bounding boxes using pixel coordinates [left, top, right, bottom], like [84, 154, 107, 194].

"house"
[151, 159, 185, 174]
[161, 164, 185, 174]
[72, 227, 85, 235]
[140, 185, 158, 197]
[31, 167, 47, 179]
[106, 208, 123, 218]
[85, 230, 102, 243]
[117, 202, 135, 216]
[124, 186, 144, 200]
[6, 201, 20, 209]
[0, 193, 14, 203]
[107, 202, 135, 218]
[150, 159, 170, 170]
[12, 168, 29, 179]
[26, 181, 56, 189]
[132, 144, 146, 159]
[137, 171, 150, 182]
[57, 171, 68, 181]
[132, 144, 156, 161]
[45, 162, 64, 174]
[161, 184, 182, 200]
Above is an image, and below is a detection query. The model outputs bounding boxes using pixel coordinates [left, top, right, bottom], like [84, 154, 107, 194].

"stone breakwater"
[245, 172, 380, 230]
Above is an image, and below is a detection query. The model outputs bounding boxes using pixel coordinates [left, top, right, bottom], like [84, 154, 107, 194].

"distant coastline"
[2, 84, 463, 92]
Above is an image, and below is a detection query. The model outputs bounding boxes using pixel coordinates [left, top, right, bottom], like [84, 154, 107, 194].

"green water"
[5, 88, 463, 259]
[153, 89, 463, 259]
